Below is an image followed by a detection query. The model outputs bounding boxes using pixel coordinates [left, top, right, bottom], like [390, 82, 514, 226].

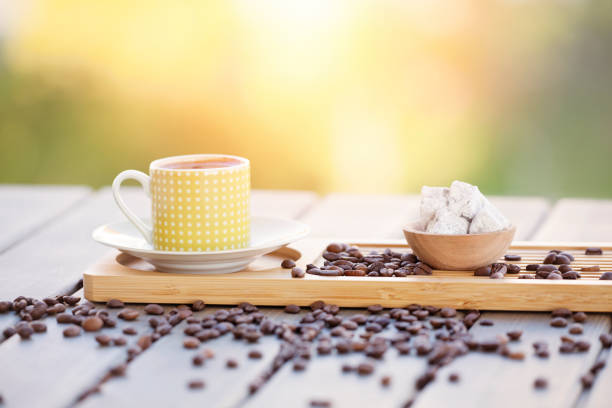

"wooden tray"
[83, 239, 612, 311]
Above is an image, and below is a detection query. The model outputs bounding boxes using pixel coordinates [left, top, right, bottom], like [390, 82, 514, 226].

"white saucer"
[92, 216, 310, 274]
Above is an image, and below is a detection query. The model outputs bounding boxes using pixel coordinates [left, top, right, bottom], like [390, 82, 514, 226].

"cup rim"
[150, 154, 249, 172]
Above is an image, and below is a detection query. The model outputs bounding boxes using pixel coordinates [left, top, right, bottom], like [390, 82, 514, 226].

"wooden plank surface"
[301, 193, 549, 241]
[415, 199, 612, 408]
[0, 184, 91, 253]
[239, 196, 553, 408]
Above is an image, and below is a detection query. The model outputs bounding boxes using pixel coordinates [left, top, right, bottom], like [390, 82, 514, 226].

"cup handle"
[112, 170, 153, 244]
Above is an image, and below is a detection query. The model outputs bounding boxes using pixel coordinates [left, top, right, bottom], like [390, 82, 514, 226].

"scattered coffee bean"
[95, 334, 112, 346]
[543, 253, 557, 264]
[449, 373, 460, 383]
[479, 319, 494, 326]
[581, 265, 600, 272]
[193, 354, 205, 366]
[226, 358, 239, 369]
[118, 308, 139, 321]
[505, 254, 521, 261]
[562, 271, 580, 280]
[291, 267, 305, 278]
[113, 337, 127, 346]
[63, 296, 81, 306]
[547, 272, 562, 280]
[293, 359, 308, 371]
[474, 266, 491, 276]
[534, 377, 548, 389]
[559, 342, 575, 353]
[575, 340, 590, 352]
[284, 304, 300, 314]
[599, 333, 612, 348]
[16, 324, 34, 340]
[600, 272, 612, 280]
[554, 254, 571, 265]
[82, 317, 103, 332]
[507, 330, 523, 341]
[490, 272, 504, 279]
[144, 304, 164, 315]
[551, 308, 572, 318]
[248, 350, 263, 359]
[581, 373, 595, 389]
[192, 299, 206, 311]
[310, 400, 331, 408]
[357, 362, 375, 376]
[526, 264, 539, 271]
[585, 247, 603, 255]
[590, 360, 606, 375]
[123, 327, 137, 336]
[30, 321, 47, 333]
[550, 317, 568, 328]
[326, 243, 344, 253]
[507, 264, 521, 274]
[367, 304, 383, 314]
[381, 375, 391, 387]
[184, 337, 200, 349]
[507, 350, 525, 360]
[572, 312, 587, 323]
[137, 335, 152, 351]
[281, 259, 296, 269]
[569, 324, 583, 335]
[106, 299, 124, 308]
[188, 380, 205, 390]
[109, 363, 127, 377]
[63, 325, 81, 338]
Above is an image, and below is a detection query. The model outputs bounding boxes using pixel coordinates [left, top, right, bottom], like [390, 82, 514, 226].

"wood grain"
[533, 199, 612, 241]
[79, 308, 303, 408]
[0, 290, 167, 408]
[0, 184, 91, 253]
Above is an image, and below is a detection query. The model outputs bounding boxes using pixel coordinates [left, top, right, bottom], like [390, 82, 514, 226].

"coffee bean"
[113, 337, 127, 346]
[490, 272, 504, 279]
[480, 340, 500, 352]
[310, 400, 331, 408]
[118, 308, 139, 321]
[547, 272, 562, 280]
[585, 247, 603, 255]
[63, 296, 81, 306]
[600, 272, 612, 280]
[191, 299, 206, 311]
[103, 317, 117, 328]
[449, 373, 460, 383]
[248, 350, 263, 359]
[188, 380, 205, 390]
[30, 321, 47, 333]
[504, 254, 521, 261]
[569, 324, 583, 335]
[414, 262, 433, 275]
[57, 313, 78, 324]
[526, 264, 540, 271]
[326, 243, 344, 253]
[538, 264, 557, 273]
[581, 265, 600, 272]
[474, 266, 491, 276]
[575, 340, 590, 352]
[226, 358, 239, 368]
[95, 334, 112, 346]
[479, 319, 494, 326]
[599, 333, 612, 349]
[559, 264, 573, 273]
[591, 360, 606, 375]
[284, 304, 300, 314]
[192, 354, 205, 366]
[507, 350, 525, 360]
[381, 375, 391, 387]
[543, 253, 557, 264]
[291, 267, 305, 278]
[367, 304, 383, 314]
[63, 325, 81, 337]
[16, 324, 34, 340]
[122, 327, 137, 336]
[562, 271, 580, 279]
[559, 342, 575, 353]
[106, 299, 124, 308]
[144, 304, 164, 315]
[415, 367, 437, 390]
[281, 259, 296, 269]
[81, 316, 103, 332]
[440, 307, 457, 318]
[109, 363, 127, 377]
[571, 312, 586, 323]
[357, 362, 375, 375]
[293, 359, 307, 371]
[310, 300, 325, 310]
[581, 373, 595, 389]
[534, 377, 548, 389]
[518, 274, 534, 279]
[554, 255, 571, 265]
[550, 317, 568, 328]
[507, 264, 521, 274]
[551, 308, 572, 318]
[137, 335, 152, 351]
[506, 330, 522, 341]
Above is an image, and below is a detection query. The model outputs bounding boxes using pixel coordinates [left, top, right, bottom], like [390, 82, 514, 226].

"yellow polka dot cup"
[112, 154, 250, 252]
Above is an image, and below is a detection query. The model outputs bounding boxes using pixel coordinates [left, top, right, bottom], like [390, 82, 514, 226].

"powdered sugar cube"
[469, 200, 510, 234]
[419, 186, 449, 227]
[448, 180, 485, 220]
[426, 208, 469, 235]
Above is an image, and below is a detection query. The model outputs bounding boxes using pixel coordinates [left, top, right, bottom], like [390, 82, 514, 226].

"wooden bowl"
[402, 224, 516, 270]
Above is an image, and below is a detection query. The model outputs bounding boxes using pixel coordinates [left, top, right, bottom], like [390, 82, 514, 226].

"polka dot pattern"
[150, 165, 250, 252]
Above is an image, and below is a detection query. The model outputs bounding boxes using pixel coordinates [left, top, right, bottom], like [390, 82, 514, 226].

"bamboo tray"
[83, 238, 612, 311]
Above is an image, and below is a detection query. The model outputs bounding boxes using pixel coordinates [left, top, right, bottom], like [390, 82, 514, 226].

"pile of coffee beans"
[474, 263, 520, 279]
[297, 243, 432, 278]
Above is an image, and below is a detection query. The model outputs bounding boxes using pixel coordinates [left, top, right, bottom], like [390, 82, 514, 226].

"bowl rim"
[403, 222, 516, 237]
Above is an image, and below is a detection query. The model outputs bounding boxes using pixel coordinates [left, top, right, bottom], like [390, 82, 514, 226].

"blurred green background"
[1, 0, 611, 197]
